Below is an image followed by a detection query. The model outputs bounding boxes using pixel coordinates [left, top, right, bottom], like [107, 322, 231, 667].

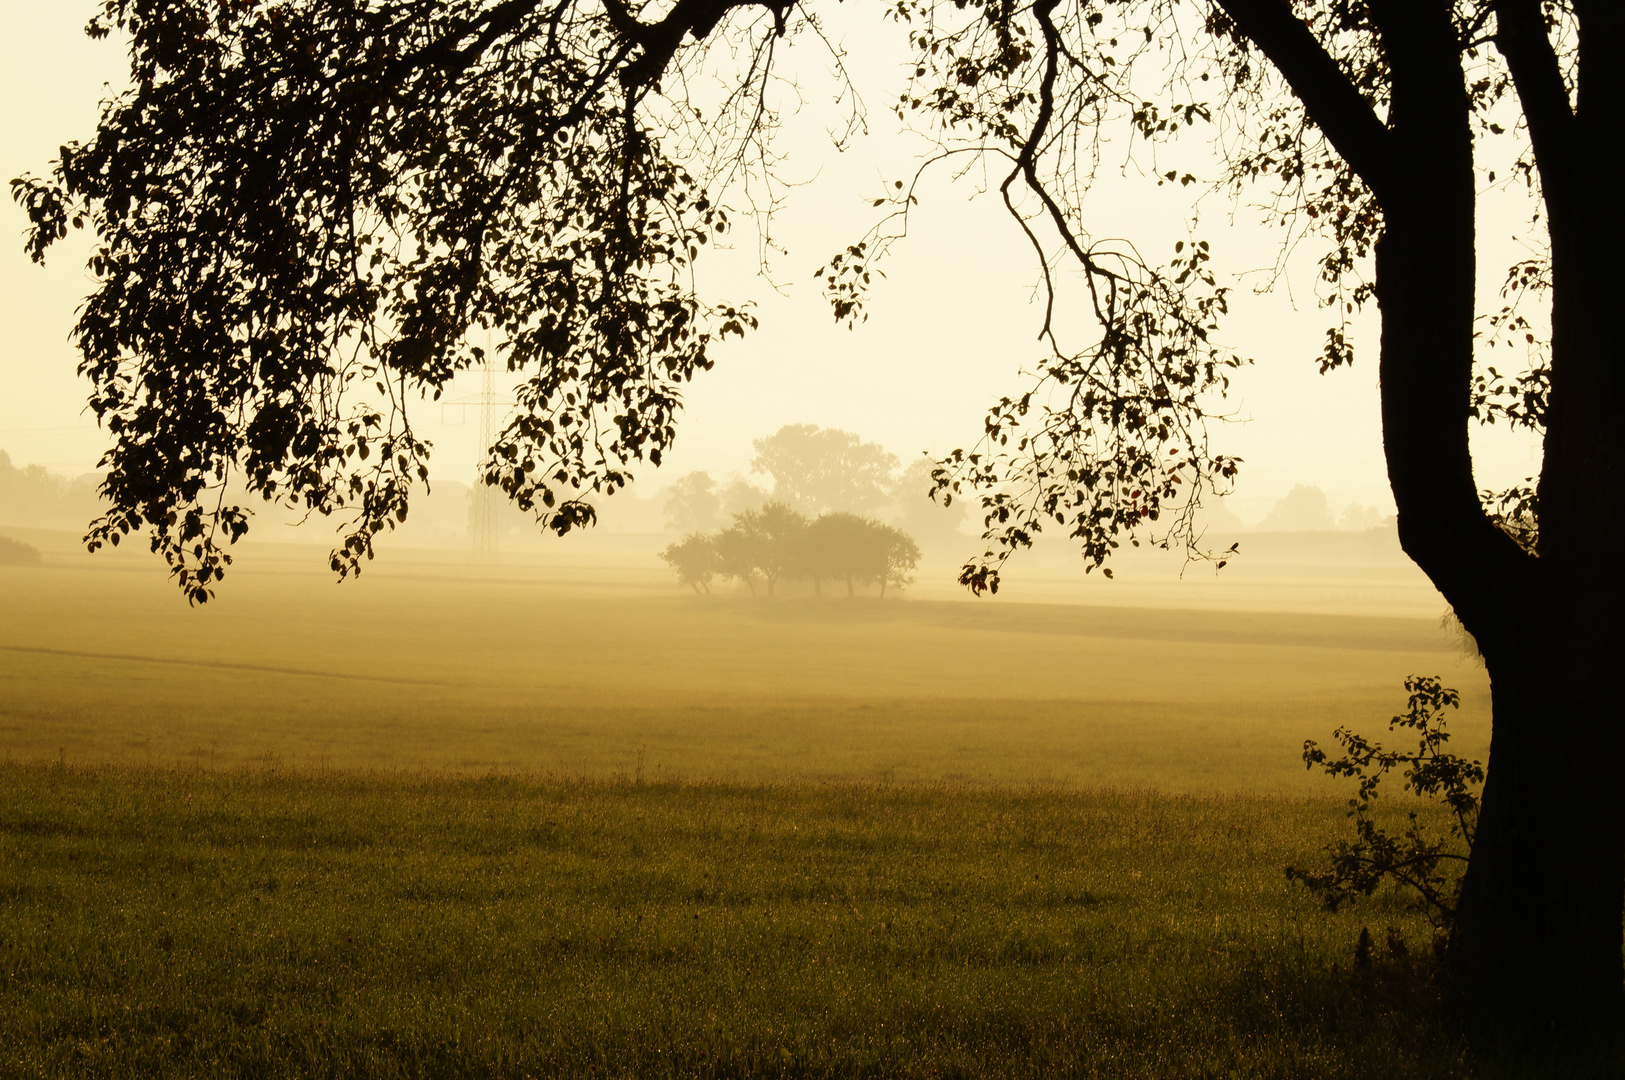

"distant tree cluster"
[1199, 485, 1397, 535]
[662, 425, 967, 551]
[662, 504, 920, 599]
[1255, 485, 1389, 533]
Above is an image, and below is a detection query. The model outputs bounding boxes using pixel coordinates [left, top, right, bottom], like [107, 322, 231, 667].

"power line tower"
[470, 340, 499, 562]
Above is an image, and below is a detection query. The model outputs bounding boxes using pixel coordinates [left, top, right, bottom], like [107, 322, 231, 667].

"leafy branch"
[1288, 676, 1483, 931]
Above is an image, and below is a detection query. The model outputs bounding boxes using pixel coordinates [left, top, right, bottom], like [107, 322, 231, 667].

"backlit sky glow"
[0, 2, 1541, 528]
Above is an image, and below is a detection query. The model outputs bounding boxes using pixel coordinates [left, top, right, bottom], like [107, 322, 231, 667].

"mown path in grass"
[2, 765, 1592, 1080]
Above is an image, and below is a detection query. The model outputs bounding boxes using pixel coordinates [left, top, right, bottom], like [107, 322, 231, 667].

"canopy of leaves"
[14, 0, 1560, 599]
[14, 0, 762, 600]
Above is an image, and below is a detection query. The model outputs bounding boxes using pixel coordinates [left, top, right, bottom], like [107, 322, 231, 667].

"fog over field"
[5, 1, 1595, 1072]
[0, 459, 1484, 789]
[0, 495, 1498, 1077]
[0, 2, 1508, 797]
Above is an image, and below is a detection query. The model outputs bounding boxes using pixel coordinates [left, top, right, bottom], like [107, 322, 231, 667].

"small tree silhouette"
[1288, 676, 1483, 932]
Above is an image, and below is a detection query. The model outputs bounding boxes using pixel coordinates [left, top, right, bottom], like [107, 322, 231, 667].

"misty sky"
[0, 3, 1542, 527]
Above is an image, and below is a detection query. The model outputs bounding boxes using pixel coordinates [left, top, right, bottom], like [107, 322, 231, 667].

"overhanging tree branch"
[1494, 0, 1576, 214]
[610, 0, 794, 90]
[1213, 0, 1395, 198]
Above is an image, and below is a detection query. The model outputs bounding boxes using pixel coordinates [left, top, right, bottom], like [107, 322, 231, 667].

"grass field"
[0, 540, 1574, 1078]
[0, 765, 1534, 1079]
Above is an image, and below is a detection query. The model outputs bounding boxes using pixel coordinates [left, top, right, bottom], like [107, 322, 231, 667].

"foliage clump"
[662, 504, 919, 598]
[1288, 677, 1482, 932]
[13, 0, 760, 601]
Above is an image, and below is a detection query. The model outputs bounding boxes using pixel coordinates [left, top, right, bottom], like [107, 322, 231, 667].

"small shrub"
[0, 535, 42, 565]
[1288, 676, 1482, 931]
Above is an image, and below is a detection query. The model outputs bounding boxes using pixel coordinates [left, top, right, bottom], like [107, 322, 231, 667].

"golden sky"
[0, 2, 1541, 526]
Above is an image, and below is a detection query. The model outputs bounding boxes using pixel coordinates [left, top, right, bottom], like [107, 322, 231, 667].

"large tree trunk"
[1370, 0, 1622, 1037]
[1220, 0, 1625, 1042]
[1452, 629, 1625, 1035]
[1451, 2, 1625, 1037]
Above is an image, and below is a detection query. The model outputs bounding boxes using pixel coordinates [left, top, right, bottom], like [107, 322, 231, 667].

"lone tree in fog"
[14, 0, 1621, 1039]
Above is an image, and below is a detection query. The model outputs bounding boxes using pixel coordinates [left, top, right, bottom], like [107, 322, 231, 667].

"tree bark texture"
[1448, 1, 1625, 1037]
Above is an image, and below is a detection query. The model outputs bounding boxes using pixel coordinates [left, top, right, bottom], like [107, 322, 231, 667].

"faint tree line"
[663, 504, 920, 598]
[0, 450, 103, 530]
[0, 535, 42, 565]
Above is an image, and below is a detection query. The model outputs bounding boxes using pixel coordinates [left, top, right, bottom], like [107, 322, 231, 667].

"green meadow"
[2, 768, 1481, 1080]
[3, 539, 1596, 1077]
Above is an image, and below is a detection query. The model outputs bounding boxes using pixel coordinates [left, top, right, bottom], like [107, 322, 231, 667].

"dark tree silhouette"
[675, 507, 919, 598]
[14, 0, 1620, 1036]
